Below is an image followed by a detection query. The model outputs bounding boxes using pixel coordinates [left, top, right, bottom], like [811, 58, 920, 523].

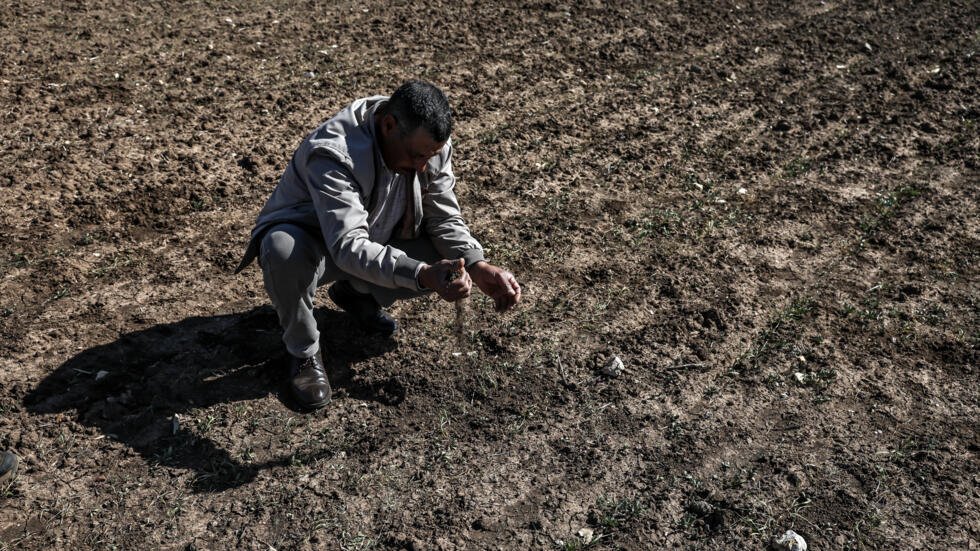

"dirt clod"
[687, 500, 714, 517]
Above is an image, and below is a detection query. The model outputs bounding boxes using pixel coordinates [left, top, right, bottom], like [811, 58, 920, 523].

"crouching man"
[235, 81, 521, 409]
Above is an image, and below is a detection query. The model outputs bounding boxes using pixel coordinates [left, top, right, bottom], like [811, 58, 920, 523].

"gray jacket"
[235, 96, 485, 290]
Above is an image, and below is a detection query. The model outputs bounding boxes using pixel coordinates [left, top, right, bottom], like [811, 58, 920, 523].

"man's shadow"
[23, 305, 403, 493]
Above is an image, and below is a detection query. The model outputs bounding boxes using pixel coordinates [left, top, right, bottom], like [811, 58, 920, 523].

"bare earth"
[1, 0, 977, 549]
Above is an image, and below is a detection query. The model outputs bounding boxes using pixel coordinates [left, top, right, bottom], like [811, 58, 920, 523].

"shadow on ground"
[23, 306, 401, 492]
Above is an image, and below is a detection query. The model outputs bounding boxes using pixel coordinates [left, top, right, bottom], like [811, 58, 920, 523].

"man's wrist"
[467, 260, 489, 274]
[416, 264, 429, 291]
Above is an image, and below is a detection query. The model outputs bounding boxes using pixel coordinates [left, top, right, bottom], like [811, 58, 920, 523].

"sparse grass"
[852, 185, 922, 252]
[792, 368, 838, 392]
[340, 532, 377, 551]
[75, 231, 107, 246]
[592, 496, 646, 530]
[89, 255, 142, 277]
[552, 537, 588, 550]
[735, 297, 816, 371]
[624, 208, 683, 245]
[477, 123, 512, 145]
[1, 252, 32, 273]
[782, 157, 812, 178]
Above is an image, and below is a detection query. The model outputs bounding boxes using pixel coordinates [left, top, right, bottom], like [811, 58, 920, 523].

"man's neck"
[373, 114, 394, 172]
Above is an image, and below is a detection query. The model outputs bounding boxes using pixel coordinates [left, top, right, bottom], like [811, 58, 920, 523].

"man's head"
[376, 81, 452, 176]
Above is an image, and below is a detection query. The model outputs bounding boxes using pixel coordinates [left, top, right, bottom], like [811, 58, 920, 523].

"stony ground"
[1, 0, 977, 549]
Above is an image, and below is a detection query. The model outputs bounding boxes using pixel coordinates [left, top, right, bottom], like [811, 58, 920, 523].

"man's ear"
[380, 114, 399, 138]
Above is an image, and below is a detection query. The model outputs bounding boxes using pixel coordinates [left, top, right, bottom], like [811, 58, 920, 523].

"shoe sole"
[296, 395, 331, 410]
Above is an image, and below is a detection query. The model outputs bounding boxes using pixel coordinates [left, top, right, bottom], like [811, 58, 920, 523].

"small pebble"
[772, 530, 807, 551]
[793, 372, 806, 384]
[602, 356, 624, 377]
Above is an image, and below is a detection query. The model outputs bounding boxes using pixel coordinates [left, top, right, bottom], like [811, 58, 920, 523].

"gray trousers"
[259, 223, 439, 358]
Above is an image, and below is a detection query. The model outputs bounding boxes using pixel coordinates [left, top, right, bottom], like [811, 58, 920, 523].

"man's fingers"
[491, 289, 517, 312]
[508, 274, 521, 300]
[496, 272, 516, 296]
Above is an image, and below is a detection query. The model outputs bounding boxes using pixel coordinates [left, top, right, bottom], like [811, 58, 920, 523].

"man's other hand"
[468, 261, 521, 313]
[419, 259, 472, 302]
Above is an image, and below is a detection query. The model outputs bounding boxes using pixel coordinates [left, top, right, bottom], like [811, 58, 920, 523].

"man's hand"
[467, 261, 521, 313]
[419, 259, 472, 302]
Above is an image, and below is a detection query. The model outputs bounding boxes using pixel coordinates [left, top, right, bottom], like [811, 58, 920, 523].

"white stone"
[602, 356, 624, 377]
[772, 530, 807, 551]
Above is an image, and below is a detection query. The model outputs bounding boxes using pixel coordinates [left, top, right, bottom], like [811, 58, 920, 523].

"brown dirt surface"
[1, 0, 978, 549]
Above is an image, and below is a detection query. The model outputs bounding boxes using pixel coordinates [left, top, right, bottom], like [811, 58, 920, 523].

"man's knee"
[260, 225, 322, 272]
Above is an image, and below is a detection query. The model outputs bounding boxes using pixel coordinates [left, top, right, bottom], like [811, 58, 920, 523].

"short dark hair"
[381, 81, 452, 143]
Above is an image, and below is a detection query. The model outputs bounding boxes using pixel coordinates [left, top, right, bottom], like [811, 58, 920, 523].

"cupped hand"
[468, 261, 521, 313]
[419, 258, 472, 302]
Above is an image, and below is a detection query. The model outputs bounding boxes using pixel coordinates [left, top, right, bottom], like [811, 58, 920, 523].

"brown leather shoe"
[289, 351, 331, 409]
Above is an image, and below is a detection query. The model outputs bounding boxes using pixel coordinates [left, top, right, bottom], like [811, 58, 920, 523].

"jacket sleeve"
[306, 155, 424, 290]
[421, 142, 486, 267]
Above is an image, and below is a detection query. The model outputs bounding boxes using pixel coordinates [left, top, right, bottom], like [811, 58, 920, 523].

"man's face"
[378, 114, 446, 176]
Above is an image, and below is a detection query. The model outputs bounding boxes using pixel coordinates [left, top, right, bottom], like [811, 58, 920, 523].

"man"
[0, 450, 17, 485]
[236, 81, 521, 409]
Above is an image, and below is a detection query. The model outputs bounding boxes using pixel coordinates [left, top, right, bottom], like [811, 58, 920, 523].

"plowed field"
[1, 0, 977, 549]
